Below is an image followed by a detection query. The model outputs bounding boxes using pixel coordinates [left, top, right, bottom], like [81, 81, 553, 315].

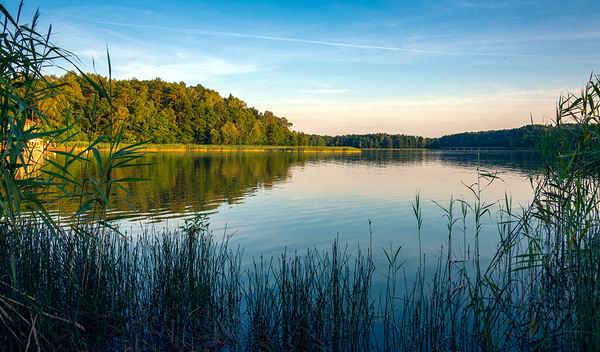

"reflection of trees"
[46, 151, 542, 219]
[435, 151, 542, 174]
[48, 152, 332, 218]
[331, 150, 542, 174]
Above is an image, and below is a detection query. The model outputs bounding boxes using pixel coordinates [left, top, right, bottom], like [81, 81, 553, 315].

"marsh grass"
[244, 240, 374, 351]
[0, 217, 242, 351]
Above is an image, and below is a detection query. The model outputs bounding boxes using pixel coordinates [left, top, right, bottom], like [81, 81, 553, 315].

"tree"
[221, 121, 240, 145]
[209, 128, 221, 144]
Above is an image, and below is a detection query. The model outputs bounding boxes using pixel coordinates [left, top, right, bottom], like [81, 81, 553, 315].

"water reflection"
[49, 152, 320, 221]
[48, 150, 541, 225]
[327, 150, 541, 173]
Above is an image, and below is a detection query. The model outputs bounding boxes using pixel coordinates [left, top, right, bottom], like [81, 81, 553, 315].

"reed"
[244, 240, 374, 351]
[0, 218, 242, 350]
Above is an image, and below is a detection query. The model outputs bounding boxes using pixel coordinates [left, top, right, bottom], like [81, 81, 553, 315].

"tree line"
[327, 133, 432, 149]
[428, 125, 548, 149]
[41, 73, 557, 149]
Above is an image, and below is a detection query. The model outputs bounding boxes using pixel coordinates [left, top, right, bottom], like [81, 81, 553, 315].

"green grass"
[0, 218, 376, 350]
[54, 142, 361, 153]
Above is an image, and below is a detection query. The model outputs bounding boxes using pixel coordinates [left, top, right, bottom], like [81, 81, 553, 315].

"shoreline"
[49, 143, 537, 153]
[50, 143, 362, 153]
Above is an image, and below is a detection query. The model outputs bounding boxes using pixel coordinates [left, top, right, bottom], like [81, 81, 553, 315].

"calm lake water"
[52, 150, 541, 270]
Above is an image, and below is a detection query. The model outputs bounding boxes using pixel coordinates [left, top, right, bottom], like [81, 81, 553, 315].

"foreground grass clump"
[0, 219, 377, 351]
[245, 241, 374, 351]
[0, 219, 242, 350]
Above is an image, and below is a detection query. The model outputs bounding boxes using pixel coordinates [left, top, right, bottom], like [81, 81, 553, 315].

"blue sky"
[5, 0, 600, 136]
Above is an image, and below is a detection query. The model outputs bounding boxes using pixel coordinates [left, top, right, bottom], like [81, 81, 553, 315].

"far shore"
[49, 143, 362, 153]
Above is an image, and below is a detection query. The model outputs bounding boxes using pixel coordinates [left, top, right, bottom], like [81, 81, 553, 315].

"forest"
[429, 125, 548, 149]
[42, 73, 554, 150]
[41, 73, 325, 146]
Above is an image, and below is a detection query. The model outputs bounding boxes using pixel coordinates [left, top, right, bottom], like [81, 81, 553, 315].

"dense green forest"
[42, 73, 326, 146]
[43, 73, 433, 148]
[42, 73, 554, 150]
[324, 126, 556, 149]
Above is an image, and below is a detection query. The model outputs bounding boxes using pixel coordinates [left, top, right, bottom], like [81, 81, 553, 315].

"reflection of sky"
[208, 156, 534, 260]
[91, 151, 537, 274]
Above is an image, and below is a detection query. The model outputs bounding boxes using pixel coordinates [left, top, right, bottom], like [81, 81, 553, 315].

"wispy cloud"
[46, 20, 262, 82]
[117, 57, 259, 82]
[95, 20, 546, 58]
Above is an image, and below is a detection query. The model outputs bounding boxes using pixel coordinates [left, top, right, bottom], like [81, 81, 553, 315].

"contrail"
[95, 20, 541, 58]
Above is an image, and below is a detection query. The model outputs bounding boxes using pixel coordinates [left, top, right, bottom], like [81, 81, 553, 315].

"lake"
[51, 149, 541, 271]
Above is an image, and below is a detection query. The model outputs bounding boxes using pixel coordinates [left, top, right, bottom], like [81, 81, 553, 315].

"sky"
[4, 0, 600, 137]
